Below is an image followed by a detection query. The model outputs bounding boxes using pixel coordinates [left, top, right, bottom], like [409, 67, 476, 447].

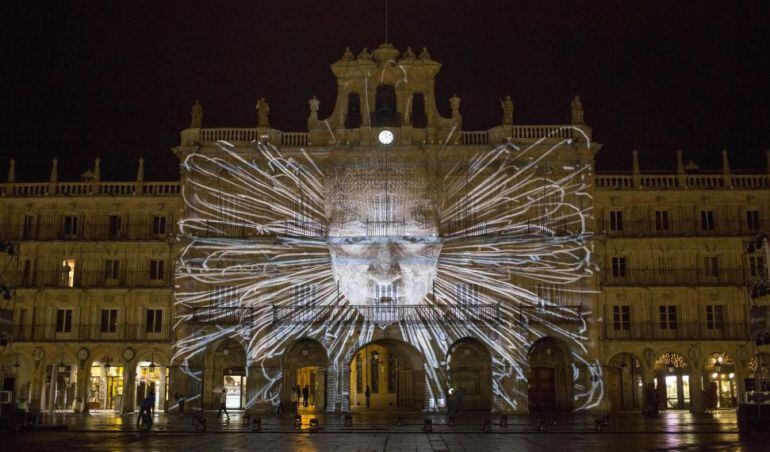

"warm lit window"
[659, 305, 677, 329]
[61, 259, 76, 287]
[706, 305, 724, 329]
[611, 257, 627, 278]
[56, 309, 73, 333]
[655, 210, 670, 231]
[100, 309, 118, 333]
[146, 309, 163, 333]
[613, 305, 630, 330]
[609, 211, 623, 232]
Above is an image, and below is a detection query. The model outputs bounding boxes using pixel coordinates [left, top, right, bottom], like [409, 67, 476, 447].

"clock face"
[378, 129, 394, 145]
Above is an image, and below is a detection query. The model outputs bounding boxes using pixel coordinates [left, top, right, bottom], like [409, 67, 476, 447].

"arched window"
[411, 93, 427, 128]
[345, 93, 362, 129]
[374, 85, 399, 126]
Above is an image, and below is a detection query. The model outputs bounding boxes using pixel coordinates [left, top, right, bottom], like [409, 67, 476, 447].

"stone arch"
[203, 338, 248, 409]
[39, 349, 79, 412]
[345, 92, 362, 129]
[374, 84, 398, 126]
[0, 350, 34, 406]
[653, 352, 691, 410]
[527, 337, 573, 412]
[702, 352, 738, 409]
[447, 337, 492, 411]
[348, 338, 426, 411]
[607, 352, 644, 411]
[410, 92, 427, 128]
[82, 345, 129, 412]
[282, 338, 329, 411]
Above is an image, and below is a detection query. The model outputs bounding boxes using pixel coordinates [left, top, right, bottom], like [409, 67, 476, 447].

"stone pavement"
[4, 410, 768, 451]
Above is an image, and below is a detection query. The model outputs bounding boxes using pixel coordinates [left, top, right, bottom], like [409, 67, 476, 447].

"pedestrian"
[365, 385, 371, 408]
[179, 394, 185, 415]
[302, 385, 310, 407]
[217, 387, 230, 421]
[295, 384, 302, 409]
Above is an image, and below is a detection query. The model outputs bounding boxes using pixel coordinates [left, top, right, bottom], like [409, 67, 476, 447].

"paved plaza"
[4, 410, 768, 451]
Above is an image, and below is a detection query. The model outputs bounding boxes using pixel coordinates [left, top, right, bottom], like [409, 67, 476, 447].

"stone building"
[1, 43, 767, 415]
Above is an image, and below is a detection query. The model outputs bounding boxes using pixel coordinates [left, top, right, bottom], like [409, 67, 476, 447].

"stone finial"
[632, 150, 641, 188]
[341, 47, 354, 61]
[500, 95, 514, 126]
[50, 158, 58, 183]
[190, 100, 203, 129]
[766, 149, 770, 175]
[256, 97, 270, 128]
[136, 157, 145, 182]
[357, 47, 371, 60]
[721, 148, 732, 188]
[7, 159, 15, 183]
[450, 94, 461, 118]
[93, 158, 101, 182]
[570, 95, 585, 125]
[309, 96, 320, 114]
[402, 46, 416, 59]
[418, 47, 431, 60]
[676, 149, 685, 174]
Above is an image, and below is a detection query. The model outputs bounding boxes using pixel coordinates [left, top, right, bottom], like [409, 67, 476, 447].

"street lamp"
[149, 354, 156, 372]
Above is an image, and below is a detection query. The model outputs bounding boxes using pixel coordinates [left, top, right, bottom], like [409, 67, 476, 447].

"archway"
[528, 337, 572, 412]
[283, 338, 328, 412]
[349, 339, 425, 411]
[135, 350, 169, 412]
[0, 352, 32, 408]
[87, 359, 124, 411]
[345, 92, 362, 129]
[653, 352, 690, 410]
[749, 352, 770, 392]
[374, 85, 398, 126]
[41, 351, 79, 413]
[211, 339, 247, 410]
[447, 338, 492, 411]
[704, 352, 737, 409]
[607, 352, 643, 410]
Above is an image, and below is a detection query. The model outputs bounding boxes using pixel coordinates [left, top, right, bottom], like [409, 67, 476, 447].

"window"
[411, 93, 427, 128]
[613, 305, 630, 330]
[611, 257, 627, 278]
[700, 210, 715, 231]
[293, 284, 318, 306]
[659, 305, 678, 329]
[706, 305, 724, 329]
[456, 283, 479, 305]
[63, 215, 79, 237]
[609, 210, 623, 232]
[21, 260, 33, 286]
[747, 210, 761, 231]
[655, 210, 670, 232]
[149, 260, 165, 280]
[345, 93, 362, 129]
[373, 85, 398, 126]
[356, 353, 363, 393]
[449, 368, 481, 396]
[750, 255, 766, 279]
[536, 284, 564, 306]
[104, 260, 120, 280]
[703, 256, 720, 278]
[22, 214, 35, 239]
[100, 309, 118, 333]
[108, 215, 122, 237]
[375, 284, 398, 304]
[370, 353, 380, 394]
[55, 309, 73, 333]
[61, 259, 76, 287]
[146, 309, 163, 333]
[152, 215, 167, 235]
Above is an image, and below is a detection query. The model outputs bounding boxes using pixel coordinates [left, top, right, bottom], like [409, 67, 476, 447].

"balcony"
[272, 304, 500, 324]
[602, 268, 747, 286]
[518, 304, 586, 324]
[0, 221, 172, 242]
[10, 271, 172, 289]
[598, 218, 766, 237]
[0, 181, 179, 197]
[601, 322, 748, 340]
[11, 324, 170, 342]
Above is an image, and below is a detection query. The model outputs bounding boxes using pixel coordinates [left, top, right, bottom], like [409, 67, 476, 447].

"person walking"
[302, 385, 310, 408]
[295, 385, 302, 410]
[217, 388, 230, 422]
[178, 394, 185, 416]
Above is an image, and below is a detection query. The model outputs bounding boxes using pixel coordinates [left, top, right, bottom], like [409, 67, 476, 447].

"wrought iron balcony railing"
[0, 221, 172, 241]
[602, 268, 748, 286]
[11, 324, 171, 342]
[272, 304, 500, 324]
[600, 322, 749, 340]
[597, 218, 767, 237]
[10, 271, 172, 289]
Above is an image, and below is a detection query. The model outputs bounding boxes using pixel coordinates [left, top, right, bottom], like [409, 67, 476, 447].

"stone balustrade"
[596, 173, 770, 190]
[0, 181, 180, 197]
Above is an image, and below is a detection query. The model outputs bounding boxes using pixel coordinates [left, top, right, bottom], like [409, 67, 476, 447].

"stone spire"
[676, 149, 686, 188]
[632, 150, 641, 188]
[136, 157, 145, 182]
[190, 100, 203, 129]
[50, 158, 58, 184]
[256, 97, 270, 128]
[721, 149, 732, 188]
[7, 159, 15, 183]
[93, 158, 101, 182]
[501, 95, 514, 126]
[570, 96, 585, 125]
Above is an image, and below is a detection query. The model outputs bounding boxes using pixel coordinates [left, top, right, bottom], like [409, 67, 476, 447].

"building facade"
[1, 43, 767, 415]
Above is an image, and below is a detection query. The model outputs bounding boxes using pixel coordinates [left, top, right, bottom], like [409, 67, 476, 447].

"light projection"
[173, 129, 604, 412]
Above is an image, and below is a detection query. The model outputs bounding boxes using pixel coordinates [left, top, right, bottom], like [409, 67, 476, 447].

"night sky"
[1, 0, 768, 182]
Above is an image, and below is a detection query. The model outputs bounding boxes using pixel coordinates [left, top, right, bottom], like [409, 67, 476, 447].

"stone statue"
[308, 96, 320, 121]
[341, 47, 354, 61]
[357, 47, 371, 60]
[190, 100, 203, 129]
[402, 46, 416, 59]
[449, 94, 461, 117]
[570, 95, 584, 125]
[419, 47, 431, 60]
[500, 95, 514, 125]
[257, 97, 270, 128]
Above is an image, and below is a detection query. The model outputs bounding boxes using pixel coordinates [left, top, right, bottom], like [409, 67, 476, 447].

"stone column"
[76, 361, 90, 413]
[122, 365, 136, 414]
[689, 368, 705, 414]
[158, 366, 167, 411]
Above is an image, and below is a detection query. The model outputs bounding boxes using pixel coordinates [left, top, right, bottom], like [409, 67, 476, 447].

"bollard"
[309, 418, 319, 432]
[447, 415, 455, 427]
[422, 418, 433, 433]
[251, 417, 261, 431]
[500, 415, 508, 427]
[344, 413, 353, 427]
[594, 418, 604, 431]
[397, 416, 404, 426]
[242, 413, 251, 426]
[294, 414, 303, 428]
[482, 419, 491, 432]
[537, 418, 547, 432]
[551, 415, 558, 426]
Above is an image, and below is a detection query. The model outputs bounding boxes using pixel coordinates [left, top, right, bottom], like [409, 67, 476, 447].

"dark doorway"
[411, 93, 427, 128]
[528, 367, 556, 412]
[373, 85, 399, 126]
[345, 93, 362, 129]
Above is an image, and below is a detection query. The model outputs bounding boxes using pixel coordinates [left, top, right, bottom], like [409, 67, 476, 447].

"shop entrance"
[528, 337, 572, 412]
[223, 367, 246, 409]
[295, 366, 323, 410]
[283, 339, 328, 412]
[88, 362, 124, 411]
[654, 353, 690, 410]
